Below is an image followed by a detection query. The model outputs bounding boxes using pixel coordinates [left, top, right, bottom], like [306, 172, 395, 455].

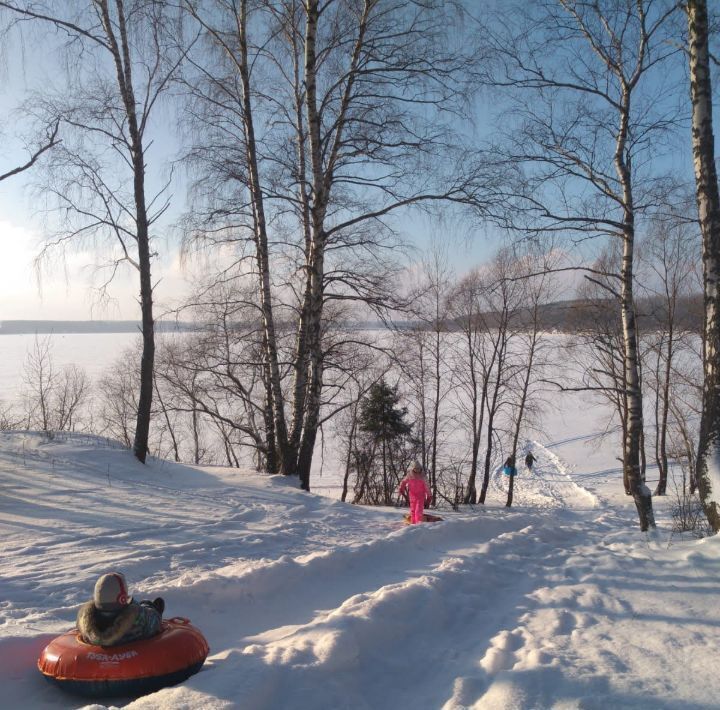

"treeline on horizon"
[0, 293, 704, 337]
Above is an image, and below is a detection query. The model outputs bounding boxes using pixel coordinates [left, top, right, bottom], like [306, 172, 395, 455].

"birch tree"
[505, 253, 556, 508]
[448, 270, 495, 504]
[0, 0, 192, 463]
[638, 214, 700, 495]
[480, 0, 681, 529]
[477, 249, 523, 505]
[686, 0, 720, 531]
[182, 0, 487, 490]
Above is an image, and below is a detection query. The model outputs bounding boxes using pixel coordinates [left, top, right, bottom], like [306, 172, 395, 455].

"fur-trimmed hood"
[77, 601, 152, 647]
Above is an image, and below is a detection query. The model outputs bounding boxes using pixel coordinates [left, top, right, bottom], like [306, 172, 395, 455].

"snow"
[2, 424, 720, 710]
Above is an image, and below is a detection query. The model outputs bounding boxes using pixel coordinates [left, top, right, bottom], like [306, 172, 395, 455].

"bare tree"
[0, 0, 194, 463]
[180, 0, 489, 490]
[479, 0, 682, 529]
[447, 269, 494, 504]
[686, 0, 720, 532]
[477, 249, 524, 504]
[505, 251, 557, 507]
[97, 344, 140, 448]
[21, 335, 56, 432]
[21, 335, 89, 433]
[401, 248, 454, 504]
[156, 284, 270, 468]
[638, 212, 701, 494]
[568, 249, 634, 494]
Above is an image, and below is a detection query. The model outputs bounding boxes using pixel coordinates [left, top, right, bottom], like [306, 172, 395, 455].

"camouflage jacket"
[77, 600, 162, 647]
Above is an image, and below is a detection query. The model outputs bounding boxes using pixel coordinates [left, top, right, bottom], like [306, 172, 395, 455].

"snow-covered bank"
[1, 432, 719, 709]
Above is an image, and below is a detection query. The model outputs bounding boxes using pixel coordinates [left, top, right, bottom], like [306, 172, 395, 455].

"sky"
[0, 4, 515, 321]
[0, 0, 701, 321]
[0, 18, 193, 321]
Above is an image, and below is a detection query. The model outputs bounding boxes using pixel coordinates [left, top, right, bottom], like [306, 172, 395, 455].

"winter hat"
[409, 460, 423, 476]
[94, 572, 132, 611]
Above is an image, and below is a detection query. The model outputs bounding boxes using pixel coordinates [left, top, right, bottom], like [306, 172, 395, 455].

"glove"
[139, 598, 165, 614]
[152, 597, 165, 614]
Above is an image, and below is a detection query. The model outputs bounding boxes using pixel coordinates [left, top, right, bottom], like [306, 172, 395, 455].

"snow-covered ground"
[1, 423, 719, 710]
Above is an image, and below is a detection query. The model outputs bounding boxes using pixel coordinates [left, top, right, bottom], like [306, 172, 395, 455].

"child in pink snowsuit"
[399, 461, 432, 524]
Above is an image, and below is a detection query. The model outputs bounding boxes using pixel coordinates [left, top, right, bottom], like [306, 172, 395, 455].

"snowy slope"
[1, 431, 720, 710]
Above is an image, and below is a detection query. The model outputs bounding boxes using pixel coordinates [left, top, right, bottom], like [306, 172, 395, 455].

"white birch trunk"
[688, 0, 720, 532]
[615, 83, 655, 530]
[97, 0, 155, 464]
[236, 0, 292, 475]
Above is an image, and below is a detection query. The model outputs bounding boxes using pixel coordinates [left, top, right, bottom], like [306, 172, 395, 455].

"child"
[399, 461, 432, 524]
[76, 572, 165, 647]
[503, 456, 517, 477]
[525, 452, 536, 470]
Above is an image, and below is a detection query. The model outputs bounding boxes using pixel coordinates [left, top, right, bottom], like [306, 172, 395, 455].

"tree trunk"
[236, 0, 292, 474]
[479, 397, 499, 505]
[98, 0, 155, 464]
[655, 328, 673, 495]
[295, 0, 328, 490]
[688, 0, 720, 532]
[430, 325, 441, 505]
[615, 75, 655, 530]
[505, 306, 539, 508]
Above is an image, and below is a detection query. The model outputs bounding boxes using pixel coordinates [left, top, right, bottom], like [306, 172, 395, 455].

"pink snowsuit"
[399, 476, 432, 524]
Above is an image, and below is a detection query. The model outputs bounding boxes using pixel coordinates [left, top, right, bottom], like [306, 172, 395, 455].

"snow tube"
[37, 617, 209, 698]
[403, 512, 443, 524]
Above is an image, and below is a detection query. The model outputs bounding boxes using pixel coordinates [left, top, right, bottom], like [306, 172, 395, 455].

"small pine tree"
[355, 379, 413, 504]
[359, 380, 412, 440]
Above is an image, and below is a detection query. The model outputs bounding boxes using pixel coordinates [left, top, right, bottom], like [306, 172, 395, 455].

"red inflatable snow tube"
[38, 617, 209, 698]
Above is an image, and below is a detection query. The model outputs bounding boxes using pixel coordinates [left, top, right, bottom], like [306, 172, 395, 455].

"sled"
[403, 512, 443, 525]
[38, 617, 208, 698]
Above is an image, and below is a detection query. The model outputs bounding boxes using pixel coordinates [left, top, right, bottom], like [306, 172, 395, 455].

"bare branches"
[0, 120, 60, 181]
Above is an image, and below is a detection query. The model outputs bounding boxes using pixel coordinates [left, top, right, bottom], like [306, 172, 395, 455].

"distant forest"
[0, 295, 704, 336]
[0, 321, 194, 335]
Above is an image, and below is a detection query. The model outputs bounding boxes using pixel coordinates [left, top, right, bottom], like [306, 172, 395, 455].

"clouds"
[0, 218, 193, 320]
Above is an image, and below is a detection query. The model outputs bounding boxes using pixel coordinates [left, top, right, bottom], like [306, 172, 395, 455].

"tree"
[505, 250, 556, 507]
[479, 0, 681, 529]
[156, 281, 271, 468]
[402, 248, 454, 504]
[686, 0, 720, 531]
[97, 344, 140, 448]
[638, 212, 701, 495]
[355, 378, 413, 505]
[180, 0, 488, 491]
[0, 0, 193, 463]
[568, 250, 634, 494]
[21, 335, 89, 433]
[477, 249, 523, 505]
[447, 269, 495, 504]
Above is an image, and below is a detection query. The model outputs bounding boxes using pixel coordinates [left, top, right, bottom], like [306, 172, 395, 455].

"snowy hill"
[1, 432, 719, 709]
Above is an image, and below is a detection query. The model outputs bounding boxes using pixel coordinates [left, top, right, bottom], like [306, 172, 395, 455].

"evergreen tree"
[359, 380, 412, 441]
[354, 380, 414, 504]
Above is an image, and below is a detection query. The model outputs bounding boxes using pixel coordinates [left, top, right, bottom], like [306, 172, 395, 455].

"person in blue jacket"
[503, 456, 517, 477]
[77, 572, 164, 647]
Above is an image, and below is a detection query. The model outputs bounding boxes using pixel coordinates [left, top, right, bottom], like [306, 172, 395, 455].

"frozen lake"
[0, 332, 140, 403]
[0, 329, 656, 495]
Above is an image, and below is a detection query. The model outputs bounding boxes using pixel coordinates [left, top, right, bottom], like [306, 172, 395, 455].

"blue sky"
[0, 0, 704, 320]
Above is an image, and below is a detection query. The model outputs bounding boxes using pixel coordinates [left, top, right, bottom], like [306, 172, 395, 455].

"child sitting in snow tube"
[39, 572, 208, 698]
[77, 572, 164, 647]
